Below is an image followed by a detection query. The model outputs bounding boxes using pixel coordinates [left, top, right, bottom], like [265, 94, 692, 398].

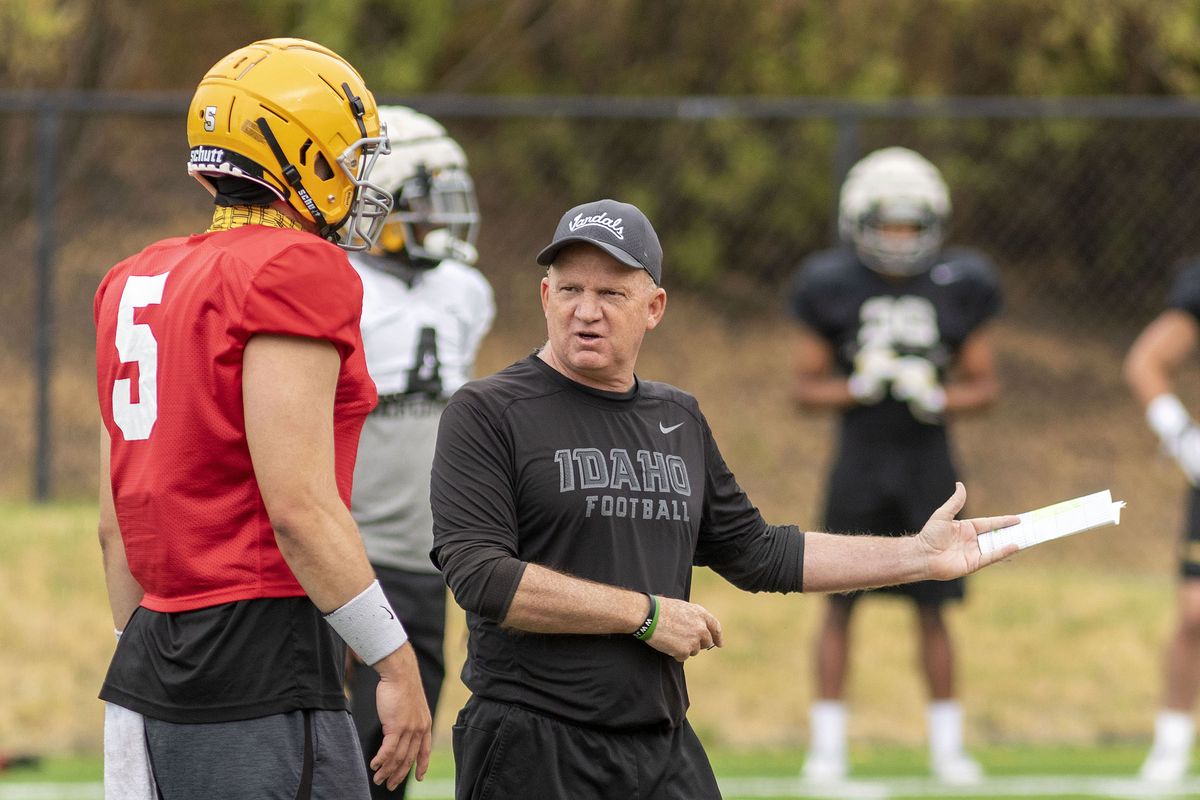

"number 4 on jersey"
[112, 273, 169, 441]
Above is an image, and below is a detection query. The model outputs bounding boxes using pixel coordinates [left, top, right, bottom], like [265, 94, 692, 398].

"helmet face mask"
[187, 39, 393, 251]
[390, 166, 480, 264]
[851, 201, 944, 277]
[838, 147, 950, 277]
[372, 106, 480, 265]
[336, 128, 392, 251]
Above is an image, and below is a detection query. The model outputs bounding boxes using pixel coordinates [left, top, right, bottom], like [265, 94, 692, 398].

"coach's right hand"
[644, 597, 723, 662]
[371, 643, 433, 791]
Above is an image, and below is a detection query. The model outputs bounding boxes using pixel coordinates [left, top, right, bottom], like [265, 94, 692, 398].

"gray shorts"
[144, 709, 370, 800]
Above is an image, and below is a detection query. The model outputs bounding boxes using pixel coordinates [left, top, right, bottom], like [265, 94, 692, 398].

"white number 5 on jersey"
[112, 273, 169, 440]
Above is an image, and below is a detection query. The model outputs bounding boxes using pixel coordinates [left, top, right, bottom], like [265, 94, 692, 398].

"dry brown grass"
[3, 258, 1194, 756]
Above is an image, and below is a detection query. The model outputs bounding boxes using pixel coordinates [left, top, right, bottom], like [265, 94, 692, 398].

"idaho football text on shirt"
[554, 447, 692, 522]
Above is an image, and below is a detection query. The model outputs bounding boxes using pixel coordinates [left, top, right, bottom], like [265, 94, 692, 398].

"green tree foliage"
[12, 0, 1200, 296]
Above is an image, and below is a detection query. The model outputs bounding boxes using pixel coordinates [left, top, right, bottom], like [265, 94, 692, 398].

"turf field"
[1, 747, 1196, 799]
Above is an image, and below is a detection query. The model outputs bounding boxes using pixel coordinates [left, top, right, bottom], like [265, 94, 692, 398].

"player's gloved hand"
[1148, 393, 1200, 485]
[847, 347, 896, 405]
[641, 596, 723, 662]
[890, 356, 946, 424]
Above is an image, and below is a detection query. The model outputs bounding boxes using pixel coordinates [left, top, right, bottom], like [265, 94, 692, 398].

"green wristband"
[633, 593, 660, 641]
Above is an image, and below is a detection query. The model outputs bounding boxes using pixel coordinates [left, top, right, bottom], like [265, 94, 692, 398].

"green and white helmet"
[838, 147, 950, 277]
[372, 105, 480, 265]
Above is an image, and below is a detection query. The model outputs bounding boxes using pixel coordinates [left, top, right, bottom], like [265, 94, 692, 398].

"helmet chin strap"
[255, 116, 335, 240]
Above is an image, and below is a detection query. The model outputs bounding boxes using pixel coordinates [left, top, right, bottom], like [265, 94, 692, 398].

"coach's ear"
[646, 286, 667, 332]
[540, 275, 551, 319]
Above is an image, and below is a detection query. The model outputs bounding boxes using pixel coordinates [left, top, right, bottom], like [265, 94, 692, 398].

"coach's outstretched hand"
[916, 482, 1020, 580]
[645, 597, 724, 662]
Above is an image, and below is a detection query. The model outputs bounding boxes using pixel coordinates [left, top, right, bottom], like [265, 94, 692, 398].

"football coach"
[429, 198, 1017, 800]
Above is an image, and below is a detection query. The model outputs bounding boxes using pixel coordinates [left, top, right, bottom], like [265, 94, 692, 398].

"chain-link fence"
[6, 93, 1200, 502]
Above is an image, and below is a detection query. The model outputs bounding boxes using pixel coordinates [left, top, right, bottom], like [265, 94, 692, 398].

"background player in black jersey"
[430, 197, 1017, 800]
[1125, 262, 1200, 782]
[788, 148, 1002, 784]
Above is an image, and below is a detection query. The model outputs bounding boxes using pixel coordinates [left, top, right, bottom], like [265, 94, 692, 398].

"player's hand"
[890, 355, 946, 424]
[847, 347, 895, 405]
[914, 482, 1020, 579]
[642, 597, 723, 662]
[370, 643, 433, 791]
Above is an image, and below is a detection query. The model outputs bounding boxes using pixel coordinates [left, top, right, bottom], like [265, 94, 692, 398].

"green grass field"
[0, 746, 1188, 800]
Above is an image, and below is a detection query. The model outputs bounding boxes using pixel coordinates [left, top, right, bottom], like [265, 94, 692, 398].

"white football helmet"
[838, 147, 950, 277]
[372, 106, 479, 265]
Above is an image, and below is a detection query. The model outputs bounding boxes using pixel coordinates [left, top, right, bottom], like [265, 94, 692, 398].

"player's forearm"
[99, 525, 143, 630]
[794, 376, 856, 411]
[1124, 352, 1173, 409]
[943, 374, 1000, 414]
[800, 531, 928, 593]
[503, 563, 648, 635]
[270, 497, 379, 613]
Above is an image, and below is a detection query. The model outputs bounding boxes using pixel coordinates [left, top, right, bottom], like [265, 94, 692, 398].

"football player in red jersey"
[94, 39, 430, 800]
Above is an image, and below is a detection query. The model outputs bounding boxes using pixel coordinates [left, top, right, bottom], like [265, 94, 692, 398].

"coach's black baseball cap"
[536, 199, 663, 284]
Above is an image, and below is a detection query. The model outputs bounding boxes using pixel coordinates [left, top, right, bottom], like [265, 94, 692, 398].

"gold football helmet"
[187, 38, 391, 250]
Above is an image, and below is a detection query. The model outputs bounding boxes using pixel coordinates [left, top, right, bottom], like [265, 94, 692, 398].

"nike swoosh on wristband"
[659, 422, 684, 434]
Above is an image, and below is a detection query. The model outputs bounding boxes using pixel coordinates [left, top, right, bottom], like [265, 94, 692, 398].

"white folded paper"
[977, 489, 1125, 557]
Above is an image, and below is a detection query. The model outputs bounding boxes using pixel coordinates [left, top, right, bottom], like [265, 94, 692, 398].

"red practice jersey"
[94, 225, 377, 613]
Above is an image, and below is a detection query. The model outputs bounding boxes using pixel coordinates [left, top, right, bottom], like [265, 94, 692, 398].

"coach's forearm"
[800, 531, 928, 594]
[503, 563, 649, 635]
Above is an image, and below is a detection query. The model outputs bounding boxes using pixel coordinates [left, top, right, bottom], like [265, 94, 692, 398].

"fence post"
[33, 104, 63, 503]
[830, 113, 861, 244]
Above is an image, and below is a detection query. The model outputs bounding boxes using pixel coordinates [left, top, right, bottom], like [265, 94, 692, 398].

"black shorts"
[1181, 487, 1200, 578]
[452, 696, 721, 800]
[823, 444, 964, 605]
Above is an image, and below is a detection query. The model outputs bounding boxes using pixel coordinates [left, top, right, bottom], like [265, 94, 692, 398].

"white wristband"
[1148, 393, 1191, 443]
[114, 628, 123, 643]
[323, 580, 408, 666]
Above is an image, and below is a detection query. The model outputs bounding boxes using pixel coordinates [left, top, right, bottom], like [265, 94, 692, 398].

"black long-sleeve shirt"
[430, 355, 805, 729]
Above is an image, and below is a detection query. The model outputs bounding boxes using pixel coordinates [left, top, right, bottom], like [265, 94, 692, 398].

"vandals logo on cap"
[568, 212, 624, 240]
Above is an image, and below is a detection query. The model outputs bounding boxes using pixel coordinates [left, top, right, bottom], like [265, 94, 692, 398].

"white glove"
[848, 347, 896, 405]
[1148, 393, 1200, 484]
[890, 356, 946, 424]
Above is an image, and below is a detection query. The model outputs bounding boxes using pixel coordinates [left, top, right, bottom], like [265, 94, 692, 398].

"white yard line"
[717, 776, 1200, 799]
[4, 776, 1200, 800]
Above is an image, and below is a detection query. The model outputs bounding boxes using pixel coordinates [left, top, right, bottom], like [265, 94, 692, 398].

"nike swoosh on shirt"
[659, 422, 684, 434]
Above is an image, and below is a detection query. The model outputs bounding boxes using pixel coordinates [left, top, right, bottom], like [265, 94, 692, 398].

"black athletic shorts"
[1181, 487, 1200, 578]
[823, 441, 964, 605]
[451, 696, 721, 800]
